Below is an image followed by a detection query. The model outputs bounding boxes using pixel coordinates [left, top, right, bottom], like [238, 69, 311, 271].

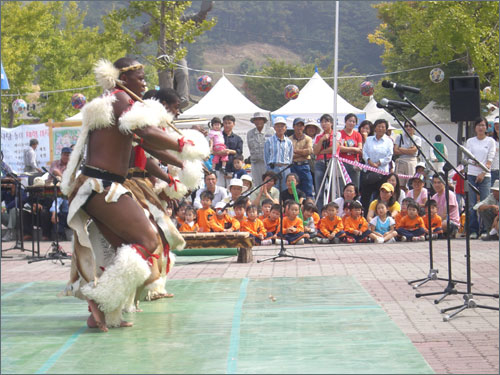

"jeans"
[491, 170, 499, 187]
[268, 165, 290, 193]
[467, 174, 491, 234]
[291, 163, 314, 198]
[314, 160, 329, 211]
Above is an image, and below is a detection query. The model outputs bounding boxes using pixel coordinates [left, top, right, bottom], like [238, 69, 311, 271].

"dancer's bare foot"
[88, 300, 108, 332]
[149, 292, 174, 301]
[120, 320, 133, 327]
[87, 314, 97, 328]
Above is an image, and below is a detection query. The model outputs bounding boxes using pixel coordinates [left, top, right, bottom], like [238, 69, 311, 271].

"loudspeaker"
[449, 76, 481, 122]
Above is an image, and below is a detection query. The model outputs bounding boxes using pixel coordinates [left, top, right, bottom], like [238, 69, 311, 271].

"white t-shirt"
[491, 138, 499, 171]
[465, 136, 496, 177]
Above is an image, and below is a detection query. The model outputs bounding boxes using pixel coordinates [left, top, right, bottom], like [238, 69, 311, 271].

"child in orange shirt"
[240, 205, 266, 244]
[422, 199, 443, 239]
[261, 204, 281, 245]
[259, 199, 273, 222]
[318, 202, 345, 244]
[396, 201, 427, 241]
[179, 206, 199, 232]
[175, 201, 188, 229]
[196, 191, 215, 232]
[342, 201, 376, 243]
[277, 201, 309, 245]
[394, 197, 414, 228]
[233, 198, 247, 226]
[210, 201, 240, 232]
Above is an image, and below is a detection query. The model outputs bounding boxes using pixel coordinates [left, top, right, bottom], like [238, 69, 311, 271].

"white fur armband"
[175, 160, 204, 191]
[119, 99, 173, 135]
[174, 129, 210, 161]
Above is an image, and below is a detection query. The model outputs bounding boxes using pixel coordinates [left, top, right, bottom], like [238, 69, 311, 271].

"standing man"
[24, 138, 42, 173]
[247, 111, 274, 187]
[264, 116, 293, 190]
[289, 117, 314, 198]
[215, 115, 243, 186]
[393, 119, 422, 189]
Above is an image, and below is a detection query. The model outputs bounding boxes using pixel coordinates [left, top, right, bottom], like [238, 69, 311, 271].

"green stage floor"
[2, 276, 433, 374]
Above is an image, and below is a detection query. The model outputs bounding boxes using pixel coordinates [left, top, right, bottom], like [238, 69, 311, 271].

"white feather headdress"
[94, 59, 121, 90]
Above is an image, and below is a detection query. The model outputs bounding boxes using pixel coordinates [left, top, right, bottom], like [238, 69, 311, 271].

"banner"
[52, 126, 80, 160]
[1, 62, 9, 90]
[1, 124, 50, 173]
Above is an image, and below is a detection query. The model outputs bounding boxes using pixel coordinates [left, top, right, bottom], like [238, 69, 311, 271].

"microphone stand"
[27, 168, 70, 265]
[2, 173, 26, 256]
[257, 164, 315, 263]
[392, 92, 498, 312]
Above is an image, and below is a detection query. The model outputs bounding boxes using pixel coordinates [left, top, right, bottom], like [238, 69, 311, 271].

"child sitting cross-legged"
[240, 205, 267, 245]
[261, 204, 281, 245]
[179, 206, 199, 232]
[209, 201, 240, 232]
[396, 201, 427, 241]
[394, 197, 415, 229]
[422, 199, 443, 240]
[302, 203, 318, 243]
[276, 200, 309, 245]
[318, 202, 345, 244]
[369, 201, 398, 243]
[342, 201, 378, 243]
[259, 198, 274, 222]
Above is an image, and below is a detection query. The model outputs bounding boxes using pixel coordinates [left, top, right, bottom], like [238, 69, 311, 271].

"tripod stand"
[258, 164, 315, 263]
[27, 169, 71, 266]
[2, 173, 26, 257]
[439, 166, 499, 321]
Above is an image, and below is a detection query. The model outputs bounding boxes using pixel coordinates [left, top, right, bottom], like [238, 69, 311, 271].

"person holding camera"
[313, 114, 336, 211]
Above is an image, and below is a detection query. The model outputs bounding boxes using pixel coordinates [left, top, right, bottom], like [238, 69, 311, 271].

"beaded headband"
[119, 63, 144, 73]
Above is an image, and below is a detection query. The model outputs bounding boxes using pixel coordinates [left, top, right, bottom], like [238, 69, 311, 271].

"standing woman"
[313, 114, 335, 211]
[490, 116, 499, 186]
[465, 117, 496, 238]
[338, 113, 363, 188]
[358, 120, 374, 146]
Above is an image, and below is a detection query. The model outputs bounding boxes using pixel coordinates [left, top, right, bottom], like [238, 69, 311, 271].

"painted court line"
[1, 281, 35, 299]
[35, 326, 87, 374]
[226, 277, 249, 374]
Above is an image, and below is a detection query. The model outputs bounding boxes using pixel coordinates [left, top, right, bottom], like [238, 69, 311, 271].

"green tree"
[368, 1, 499, 107]
[1, 2, 128, 127]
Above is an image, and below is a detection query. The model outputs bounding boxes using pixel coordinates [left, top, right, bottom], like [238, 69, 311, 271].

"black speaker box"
[449, 76, 481, 122]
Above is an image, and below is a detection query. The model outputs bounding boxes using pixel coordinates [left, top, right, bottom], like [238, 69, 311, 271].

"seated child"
[261, 204, 281, 245]
[277, 201, 309, 245]
[302, 197, 321, 227]
[259, 198, 274, 222]
[232, 154, 247, 179]
[394, 197, 415, 228]
[302, 203, 318, 242]
[318, 202, 345, 244]
[175, 200, 188, 229]
[342, 201, 377, 243]
[240, 205, 266, 244]
[369, 201, 398, 243]
[233, 197, 248, 224]
[210, 201, 240, 232]
[422, 199, 443, 239]
[396, 201, 427, 241]
[342, 200, 353, 219]
[179, 206, 199, 232]
[196, 191, 215, 232]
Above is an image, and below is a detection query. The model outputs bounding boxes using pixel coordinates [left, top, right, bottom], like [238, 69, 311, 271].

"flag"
[1, 62, 9, 90]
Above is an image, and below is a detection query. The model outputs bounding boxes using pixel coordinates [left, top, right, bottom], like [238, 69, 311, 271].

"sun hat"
[250, 112, 268, 124]
[241, 174, 253, 186]
[273, 116, 287, 126]
[229, 178, 243, 188]
[380, 182, 395, 193]
[304, 118, 321, 134]
[409, 173, 425, 185]
[491, 180, 499, 192]
[415, 161, 426, 170]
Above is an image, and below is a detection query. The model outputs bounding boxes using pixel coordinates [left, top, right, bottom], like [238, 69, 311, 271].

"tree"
[368, 1, 499, 107]
[1, 2, 128, 127]
[106, 1, 216, 105]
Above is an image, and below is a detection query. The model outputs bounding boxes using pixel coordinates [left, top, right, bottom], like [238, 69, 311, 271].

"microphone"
[378, 98, 413, 110]
[381, 80, 421, 94]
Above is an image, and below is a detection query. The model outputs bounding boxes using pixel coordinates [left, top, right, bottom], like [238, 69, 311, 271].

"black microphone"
[381, 80, 421, 94]
[379, 98, 413, 110]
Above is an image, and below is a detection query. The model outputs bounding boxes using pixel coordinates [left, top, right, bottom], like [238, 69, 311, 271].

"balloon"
[360, 81, 374, 96]
[197, 75, 212, 92]
[71, 93, 86, 109]
[429, 68, 444, 83]
[12, 99, 27, 114]
[284, 84, 299, 100]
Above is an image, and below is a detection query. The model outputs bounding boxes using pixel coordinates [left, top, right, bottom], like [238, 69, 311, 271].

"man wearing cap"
[49, 147, 72, 178]
[264, 116, 294, 190]
[289, 117, 314, 198]
[475, 180, 499, 241]
[247, 112, 274, 187]
[393, 119, 422, 188]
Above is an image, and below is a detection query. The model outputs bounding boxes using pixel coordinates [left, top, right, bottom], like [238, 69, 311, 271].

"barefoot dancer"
[61, 58, 199, 332]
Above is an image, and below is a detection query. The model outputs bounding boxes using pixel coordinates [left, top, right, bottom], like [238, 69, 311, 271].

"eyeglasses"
[404, 124, 411, 128]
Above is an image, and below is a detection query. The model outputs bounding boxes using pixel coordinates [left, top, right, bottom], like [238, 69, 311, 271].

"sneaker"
[2, 229, 12, 242]
[279, 239, 289, 245]
[261, 239, 272, 246]
[375, 237, 385, 244]
[296, 239, 305, 245]
[412, 235, 425, 242]
[432, 233, 438, 239]
[344, 236, 355, 243]
[399, 236, 407, 242]
[481, 233, 499, 241]
[470, 232, 479, 240]
[387, 237, 396, 244]
[333, 237, 340, 244]
[321, 238, 330, 244]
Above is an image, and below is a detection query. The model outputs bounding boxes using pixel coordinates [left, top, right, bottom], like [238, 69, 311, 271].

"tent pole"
[331, 1, 340, 200]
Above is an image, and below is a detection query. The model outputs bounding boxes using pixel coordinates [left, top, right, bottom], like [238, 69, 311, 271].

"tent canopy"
[272, 72, 365, 128]
[362, 96, 395, 125]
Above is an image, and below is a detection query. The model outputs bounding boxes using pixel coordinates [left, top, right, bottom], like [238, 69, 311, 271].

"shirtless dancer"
[62, 58, 193, 332]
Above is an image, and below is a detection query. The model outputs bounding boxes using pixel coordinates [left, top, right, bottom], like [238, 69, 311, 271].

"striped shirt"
[264, 135, 294, 166]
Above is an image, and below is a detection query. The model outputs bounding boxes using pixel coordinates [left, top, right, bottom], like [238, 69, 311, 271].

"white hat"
[491, 180, 499, 192]
[273, 116, 287, 126]
[215, 201, 226, 209]
[494, 116, 499, 124]
[416, 161, 426, 169]
[250, 112, 268, 124]
[229, 178, 243, 188]
[241, 174, 253, 186]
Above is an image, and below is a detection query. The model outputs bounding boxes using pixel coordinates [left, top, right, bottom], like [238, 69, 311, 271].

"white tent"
[65, 111, 82, 122]
[411, 101, 460, 165]
[179, 75, 270, 157]
[272, 72, 365, 129]
[362, 96, 395, 125]
[486, 106, 498, 122]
